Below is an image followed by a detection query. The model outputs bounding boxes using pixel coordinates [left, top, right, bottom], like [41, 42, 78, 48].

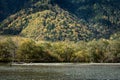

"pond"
[0, 63, 120, 80]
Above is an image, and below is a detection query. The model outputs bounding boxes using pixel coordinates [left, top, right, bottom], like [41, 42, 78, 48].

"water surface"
[0, 63, 120, 80]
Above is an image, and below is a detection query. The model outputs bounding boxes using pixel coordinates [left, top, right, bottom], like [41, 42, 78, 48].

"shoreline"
[11, 63, 120, 66]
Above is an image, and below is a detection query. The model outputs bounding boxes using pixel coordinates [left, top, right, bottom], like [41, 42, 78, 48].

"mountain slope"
[0, 0, 30, 22]
[0, 0, 120, 41]
[56, 0, 120, 38]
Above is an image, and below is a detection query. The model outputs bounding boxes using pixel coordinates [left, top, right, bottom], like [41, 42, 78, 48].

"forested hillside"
[0, 0, 30, 22]
[0, 0, 120, 41]
[0, 0, 120, 62]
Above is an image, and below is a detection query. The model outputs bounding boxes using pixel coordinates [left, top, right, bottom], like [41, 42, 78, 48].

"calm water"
[0, 63, 120, 80]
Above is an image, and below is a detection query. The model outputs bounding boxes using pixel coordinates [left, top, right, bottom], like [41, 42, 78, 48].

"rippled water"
[0, 63, 120, 80]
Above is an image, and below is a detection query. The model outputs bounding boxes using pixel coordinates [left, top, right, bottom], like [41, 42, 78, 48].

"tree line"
[0, 37, 120, 63]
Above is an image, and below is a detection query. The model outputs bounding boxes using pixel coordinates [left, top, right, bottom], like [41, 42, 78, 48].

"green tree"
[16, 39, 36, 62]
[109, 40, 120, 62]
[0, 37, 17, 62]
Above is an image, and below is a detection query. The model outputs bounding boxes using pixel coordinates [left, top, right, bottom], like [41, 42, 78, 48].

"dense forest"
[0, 0, 120, 62]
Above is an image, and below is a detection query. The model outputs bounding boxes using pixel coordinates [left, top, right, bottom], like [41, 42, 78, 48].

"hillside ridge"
[0, 0, 120, 41]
